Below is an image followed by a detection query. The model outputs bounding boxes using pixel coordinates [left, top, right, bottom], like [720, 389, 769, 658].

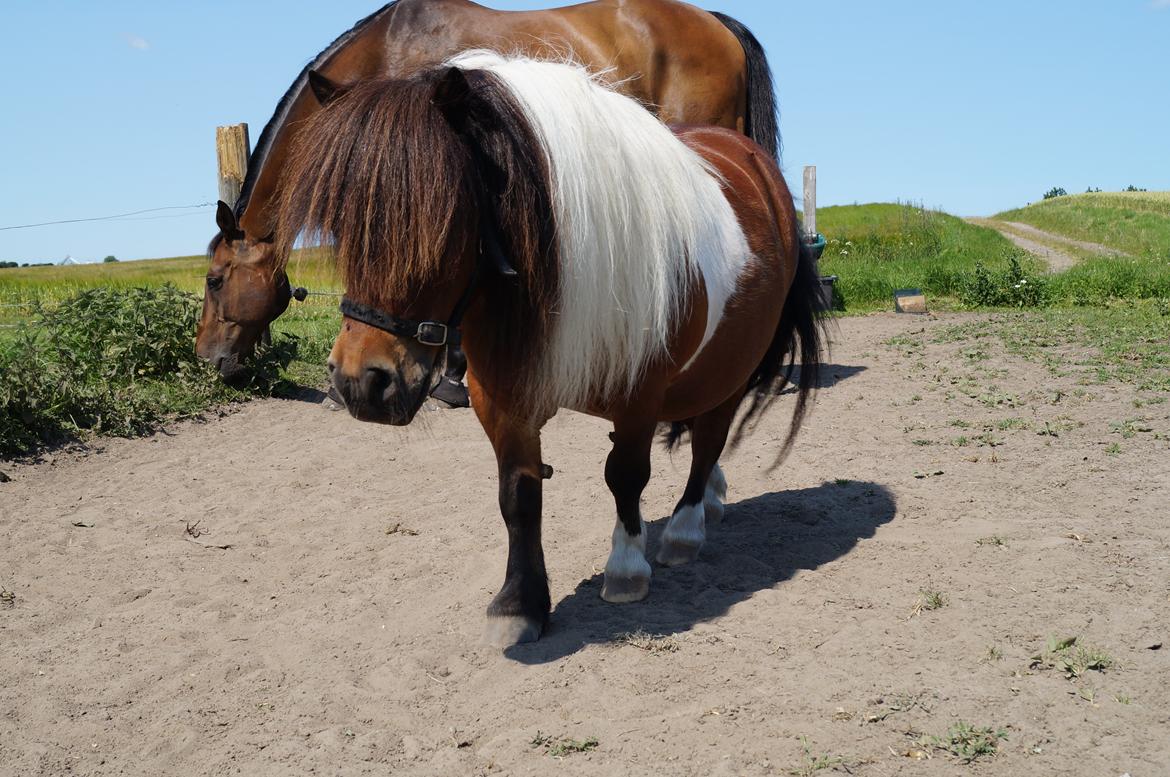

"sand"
[2, 313, 1167, 776]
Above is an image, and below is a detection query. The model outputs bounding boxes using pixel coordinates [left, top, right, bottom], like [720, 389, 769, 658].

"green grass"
[996, 191, 1170, 258]
[817, 202, 1036, 312]
[932, 302, 1170, 392]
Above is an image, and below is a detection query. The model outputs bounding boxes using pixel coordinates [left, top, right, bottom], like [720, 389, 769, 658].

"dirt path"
[2, 314, 1168, 776]
[966, 218, 1127, 272]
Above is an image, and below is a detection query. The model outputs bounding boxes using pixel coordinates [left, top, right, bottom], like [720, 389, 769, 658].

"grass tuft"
[923, 721, 1006, 763]
[1030, 635, 1114, 679]
[530, 732, 599, 758]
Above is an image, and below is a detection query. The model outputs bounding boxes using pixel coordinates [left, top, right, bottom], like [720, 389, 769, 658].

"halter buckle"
[415, 322, 449, 347]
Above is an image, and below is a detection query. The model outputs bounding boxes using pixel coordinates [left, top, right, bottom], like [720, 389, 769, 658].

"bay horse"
[274, 52, 823, 647]
[195, 0, 780, 386]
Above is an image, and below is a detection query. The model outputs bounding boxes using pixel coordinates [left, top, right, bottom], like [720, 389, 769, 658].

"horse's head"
[195, 202, 291, 386]
[276, 66, 554, 424]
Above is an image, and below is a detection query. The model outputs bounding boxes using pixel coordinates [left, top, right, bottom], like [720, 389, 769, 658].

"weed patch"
[530, 732, 599, 758]
[923, 721, 1006, 763]
[0, 285, 293, 457]
[1030, 635, 1114, 679]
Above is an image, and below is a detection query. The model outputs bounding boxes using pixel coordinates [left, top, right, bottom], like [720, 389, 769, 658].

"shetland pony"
[275, 53, 824, 647]
[196, 0, 780, 385]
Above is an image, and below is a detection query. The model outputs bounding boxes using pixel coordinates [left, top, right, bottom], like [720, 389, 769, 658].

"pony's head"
[275, 66, 557, 424]
[195, 203, 290, 386]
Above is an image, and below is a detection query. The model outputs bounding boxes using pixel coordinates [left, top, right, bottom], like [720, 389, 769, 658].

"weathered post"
[802, 165, 816, 239]
[215, 124, 251, 210]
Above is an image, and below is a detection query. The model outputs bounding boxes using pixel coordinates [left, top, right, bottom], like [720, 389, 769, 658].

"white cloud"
[122, 33, 150, 51]
[1151, 0, 1170, 9]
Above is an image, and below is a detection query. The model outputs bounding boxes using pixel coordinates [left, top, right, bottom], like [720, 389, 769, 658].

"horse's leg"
[600, 416, 658, 604]
[471, 381, 550, 646]
[657, 389, 743, 566]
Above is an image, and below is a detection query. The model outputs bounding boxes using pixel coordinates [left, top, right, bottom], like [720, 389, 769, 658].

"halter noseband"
[338, 276, 474, 348]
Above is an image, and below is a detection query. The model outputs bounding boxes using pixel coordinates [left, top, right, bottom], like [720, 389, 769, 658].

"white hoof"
[657, 502, 705, 566]
[704, 464, 727, 524]
[602, 517, 651, 603]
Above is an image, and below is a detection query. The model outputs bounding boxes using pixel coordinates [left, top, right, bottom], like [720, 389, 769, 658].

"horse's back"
[659, 126, 800, 420]
[378, 0, 745, 125]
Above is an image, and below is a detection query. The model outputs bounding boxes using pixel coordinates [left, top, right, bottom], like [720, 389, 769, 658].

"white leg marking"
[704, 463, 727, 524]
[601, 516, 651, 603]
[656, 502, 706, 566]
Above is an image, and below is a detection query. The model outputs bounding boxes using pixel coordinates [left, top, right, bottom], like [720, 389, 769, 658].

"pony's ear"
[307, 69, 347, 106]
[432, 67, 476, 133]
[216, 200, 245, 242]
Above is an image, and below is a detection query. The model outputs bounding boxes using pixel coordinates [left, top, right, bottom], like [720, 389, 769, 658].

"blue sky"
[1, 1, 1167, 263]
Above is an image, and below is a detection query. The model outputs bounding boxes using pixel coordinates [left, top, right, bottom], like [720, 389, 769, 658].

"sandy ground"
[2, 313, 1168, 776]
[966, 219, 1127, 272]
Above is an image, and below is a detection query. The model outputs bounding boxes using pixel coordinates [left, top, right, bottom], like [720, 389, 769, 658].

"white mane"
[448, 51, 751, 409]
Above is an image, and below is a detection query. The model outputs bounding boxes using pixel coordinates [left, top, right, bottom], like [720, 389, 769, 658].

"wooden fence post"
[215, 124, 251, 209]
[803, 165, 816, 239]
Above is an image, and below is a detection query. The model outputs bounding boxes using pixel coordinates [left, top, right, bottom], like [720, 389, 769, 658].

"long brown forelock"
[273, 67, 560, 411]
[459, 70, 560, 407]
[273, 75, 473, 306]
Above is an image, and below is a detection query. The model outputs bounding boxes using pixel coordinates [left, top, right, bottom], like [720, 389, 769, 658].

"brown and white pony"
[196, 0, 779, 385]
[275, 53, 824, 647]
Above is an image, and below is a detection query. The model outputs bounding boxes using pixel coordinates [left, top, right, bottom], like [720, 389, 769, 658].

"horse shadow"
[788, 362, 867, 391]
[504, 479, 896, 664]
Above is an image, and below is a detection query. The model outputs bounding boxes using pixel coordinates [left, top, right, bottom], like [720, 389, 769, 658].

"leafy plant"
[959, 254, 1048, 308]
[1030, 635, 1114, 679]
[1043, 187, 1067, 200]
[0, 284, 294, 457]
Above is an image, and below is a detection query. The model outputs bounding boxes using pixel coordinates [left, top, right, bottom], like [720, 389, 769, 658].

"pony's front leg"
[471, 378, 551, 647]
[600, 417, 657, 603]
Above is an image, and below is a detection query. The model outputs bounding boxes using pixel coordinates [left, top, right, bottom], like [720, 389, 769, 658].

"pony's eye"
[206, 276, 224, 291]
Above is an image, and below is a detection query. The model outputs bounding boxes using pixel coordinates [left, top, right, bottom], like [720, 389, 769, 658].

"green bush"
[1043, 187, 1068, 200]
[0, 284, 294, 457]
[958, 254, 1049, 308]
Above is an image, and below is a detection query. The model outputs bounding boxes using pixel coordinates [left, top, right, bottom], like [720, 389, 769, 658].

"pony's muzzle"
[329, 362, 420, 425]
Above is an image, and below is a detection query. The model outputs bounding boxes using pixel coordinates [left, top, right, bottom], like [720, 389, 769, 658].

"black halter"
[338, 263, 477, 348]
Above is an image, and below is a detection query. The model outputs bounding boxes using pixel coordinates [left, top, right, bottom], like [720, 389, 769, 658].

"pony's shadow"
[504, 479, 896, 664]
[789, 363, 867, 391]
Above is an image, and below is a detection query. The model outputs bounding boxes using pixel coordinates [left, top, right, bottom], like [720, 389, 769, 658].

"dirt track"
[966, 218, 1127, 272]
[2, 314, 1168, 776]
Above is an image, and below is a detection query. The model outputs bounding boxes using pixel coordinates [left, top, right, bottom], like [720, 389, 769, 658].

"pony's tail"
[731, 239, 826, 464]
[710, 11, 780, 160]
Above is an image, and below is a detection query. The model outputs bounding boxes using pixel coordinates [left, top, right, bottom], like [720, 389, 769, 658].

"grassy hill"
[995, 191, 1170, 258]
[817, 203, 1030, 311]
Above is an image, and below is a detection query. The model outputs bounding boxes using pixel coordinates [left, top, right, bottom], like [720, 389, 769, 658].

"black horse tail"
[663, 240, 826, 463]
[731, 239, 826, 463]
[710, 11, 780, 160]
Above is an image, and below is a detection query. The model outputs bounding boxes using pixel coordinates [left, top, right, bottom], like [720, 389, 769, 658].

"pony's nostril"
[326, 360, 336, 374]
[363, 367, 393, 404]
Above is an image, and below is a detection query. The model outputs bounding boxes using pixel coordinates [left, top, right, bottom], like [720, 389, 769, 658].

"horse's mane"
[448, 52, 750, 409]
[233, 2, 398, 220]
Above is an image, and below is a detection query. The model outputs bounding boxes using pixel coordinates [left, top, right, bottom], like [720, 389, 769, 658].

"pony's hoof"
[601, 573, 650, 603]
[483, 615, 543, 647]
[656, 539, 702, 567]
